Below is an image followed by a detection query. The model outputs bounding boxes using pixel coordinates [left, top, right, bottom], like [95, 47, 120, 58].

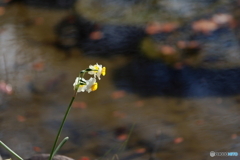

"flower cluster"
[73, 63, 106, 93]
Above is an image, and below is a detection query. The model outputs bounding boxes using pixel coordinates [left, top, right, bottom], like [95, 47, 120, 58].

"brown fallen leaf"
[111, 90, 126, 99]
[113, 111, 126, 118]
[231, 134, 237, 140]
[116, 134, 128, 141]
[135, 148, 146, 154]
[17, 115, 26, 122]
[34, 17, 44, 25]
[32, 62, 44, 71]
[134, 100, 144, 107]
[145, 22, 162, 35]
[161, 22, 178, 33]
[72, 101, 87, 109]
[0, 7, 5, 16]
[89, 31, 103, 40]
[192, 19, 218, 34]
[174, 137, 184, 144]
[159, 45, 176, 55]
[33, 146, 41, 152]
[79, 157, 90, 160]
[177, 41, 187, 49]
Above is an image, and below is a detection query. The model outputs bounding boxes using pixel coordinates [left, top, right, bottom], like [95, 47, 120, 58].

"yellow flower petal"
[101, 67, 106, 76]
[91, 82, 98, 91]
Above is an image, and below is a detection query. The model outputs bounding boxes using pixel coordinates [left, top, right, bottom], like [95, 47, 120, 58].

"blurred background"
[0, 0, 240, 160]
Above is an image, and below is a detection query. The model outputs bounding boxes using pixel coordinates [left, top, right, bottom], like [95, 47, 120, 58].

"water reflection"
[55, 15, 145, 57]
[114, 55, 240, 97]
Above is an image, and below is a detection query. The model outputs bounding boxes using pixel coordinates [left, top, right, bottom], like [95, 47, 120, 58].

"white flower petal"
[88, 63, 104, 80]
[86, 77, 96, 93]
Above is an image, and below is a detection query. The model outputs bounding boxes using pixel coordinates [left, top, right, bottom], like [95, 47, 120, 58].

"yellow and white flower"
[88, 63, 106, 80]
[73, 77, 88, 92]
[86, 77, 98, 93]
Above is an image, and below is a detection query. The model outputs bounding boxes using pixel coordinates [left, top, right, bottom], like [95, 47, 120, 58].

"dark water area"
[0, 1, 240, 160]
[114, 56, 240, 97]
[81, 25, 145, 57]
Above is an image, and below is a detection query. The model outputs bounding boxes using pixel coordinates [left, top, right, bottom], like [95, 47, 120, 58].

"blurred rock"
[55, 15, 95, 50]
[28, 154, 74, 160]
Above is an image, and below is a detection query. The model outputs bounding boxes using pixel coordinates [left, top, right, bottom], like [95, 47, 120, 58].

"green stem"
[99, 124, 135, 160]
[48, 91, 77, 160]
[0, 141, 23, 160]
[52, 137, 69, 157]
[118, 123, 135, 152]
[99, 142, 119, 160]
